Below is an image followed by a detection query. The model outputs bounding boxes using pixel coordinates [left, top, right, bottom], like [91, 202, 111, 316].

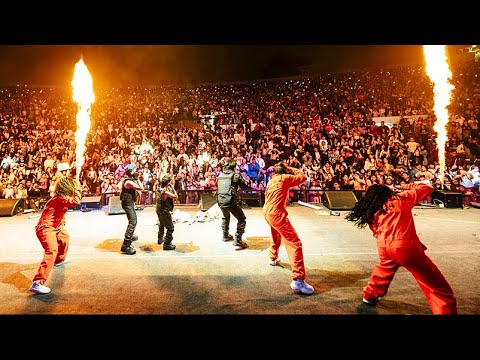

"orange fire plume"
[72, 58, 95, 182]
[423, 45, 454, 186]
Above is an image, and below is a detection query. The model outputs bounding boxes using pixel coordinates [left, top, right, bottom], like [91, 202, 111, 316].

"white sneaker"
[290, 279, 314, 295]
[54, 258, 71, 267]
[29, 280, 51, 294]
[362, 296, 381, 306]
[269, 258, 280, 266]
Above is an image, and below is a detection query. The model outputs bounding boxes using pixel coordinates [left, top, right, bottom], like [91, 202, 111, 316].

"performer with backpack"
[119, 164, 144, 255]
[215, 158, 250, 249]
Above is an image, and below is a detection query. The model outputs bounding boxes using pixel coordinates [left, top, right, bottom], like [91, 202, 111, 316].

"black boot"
[222, 234, 234, 242]
[163, 242, 176, 250]
[121, 239, 136, 255]
[232, 234, 248, 250]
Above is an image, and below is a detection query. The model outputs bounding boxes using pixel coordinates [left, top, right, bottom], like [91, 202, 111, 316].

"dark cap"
[224, 159, 237, 171]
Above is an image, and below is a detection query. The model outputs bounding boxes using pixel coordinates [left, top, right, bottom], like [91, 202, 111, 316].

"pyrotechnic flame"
[72, 58, 95, 182]
[423, 45, 454, 187]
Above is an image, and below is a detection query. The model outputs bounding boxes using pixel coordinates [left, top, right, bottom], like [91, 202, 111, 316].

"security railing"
[20, 189, 366, 209]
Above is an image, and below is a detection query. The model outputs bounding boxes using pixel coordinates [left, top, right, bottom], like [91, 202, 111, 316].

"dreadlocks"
[54, 176, 78, 197]
[345, 184, 393, 228]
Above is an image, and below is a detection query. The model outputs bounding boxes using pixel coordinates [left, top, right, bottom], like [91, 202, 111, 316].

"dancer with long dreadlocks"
[345, 183, 457, 314]
[30, 176, 83, 294]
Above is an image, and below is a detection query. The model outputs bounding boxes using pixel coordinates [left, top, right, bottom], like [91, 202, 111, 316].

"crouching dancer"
[262, 161, 314, 295]
[30, 176, 82, 294]
[346, 183, 457, 314]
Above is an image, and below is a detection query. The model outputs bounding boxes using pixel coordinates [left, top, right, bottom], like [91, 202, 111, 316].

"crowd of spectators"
[1, 58, 480, 209]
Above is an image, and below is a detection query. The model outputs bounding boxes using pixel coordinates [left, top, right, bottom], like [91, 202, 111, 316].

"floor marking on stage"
[3, 249, 480, 262]
[418, 217, 480, 224]
[1, 253, 374, 261]
[305, 250, 480, 256]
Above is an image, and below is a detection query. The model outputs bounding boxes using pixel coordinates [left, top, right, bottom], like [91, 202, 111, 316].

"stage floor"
[0, 203, 479, 315]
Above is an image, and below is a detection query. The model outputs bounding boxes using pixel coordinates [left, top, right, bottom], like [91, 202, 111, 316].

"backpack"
[156, 188, 174, 212]
[215, 173, 235, 207]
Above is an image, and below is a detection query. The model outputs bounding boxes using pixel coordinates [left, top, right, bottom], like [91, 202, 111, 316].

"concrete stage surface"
[0, 203, 479, 316]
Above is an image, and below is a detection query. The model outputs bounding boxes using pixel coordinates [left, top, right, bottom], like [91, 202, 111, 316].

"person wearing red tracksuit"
[346, 183, 457, 314]
[262, 161, 314, 295]
[29, 176, 82, 295]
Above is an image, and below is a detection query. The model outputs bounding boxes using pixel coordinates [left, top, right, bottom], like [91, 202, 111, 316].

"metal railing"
[19, 189, 367, 210]
[93, 189, 332, 207]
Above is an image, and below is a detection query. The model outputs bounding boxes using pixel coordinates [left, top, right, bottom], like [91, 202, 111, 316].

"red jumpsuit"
[364, 183, 457, 314]
[33, 189, 82, 285]
[262, 168, 308, 280]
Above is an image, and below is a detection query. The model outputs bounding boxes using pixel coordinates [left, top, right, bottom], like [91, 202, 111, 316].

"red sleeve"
[399, 183, 433, 207]
[283, 168, 307, 187]
[62, 189, 82, 207]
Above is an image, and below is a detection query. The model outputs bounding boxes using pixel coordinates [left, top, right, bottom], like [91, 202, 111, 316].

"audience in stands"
[1, 60, 479, 208]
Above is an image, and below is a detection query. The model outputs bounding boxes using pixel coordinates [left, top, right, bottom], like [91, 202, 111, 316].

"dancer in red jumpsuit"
[262, 161, 314, 295]
[29, 176, 82, 294]
[346, 183, 457, 314]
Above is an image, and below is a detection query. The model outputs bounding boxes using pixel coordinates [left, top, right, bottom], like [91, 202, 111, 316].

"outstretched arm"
[236, 173, 251, 190]
[125, 179, 144, 192]
[399, 183, 433, 207]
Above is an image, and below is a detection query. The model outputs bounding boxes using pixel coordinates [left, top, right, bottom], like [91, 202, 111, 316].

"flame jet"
[423, 45, 454, 186]
[72, 58, 95, 182]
